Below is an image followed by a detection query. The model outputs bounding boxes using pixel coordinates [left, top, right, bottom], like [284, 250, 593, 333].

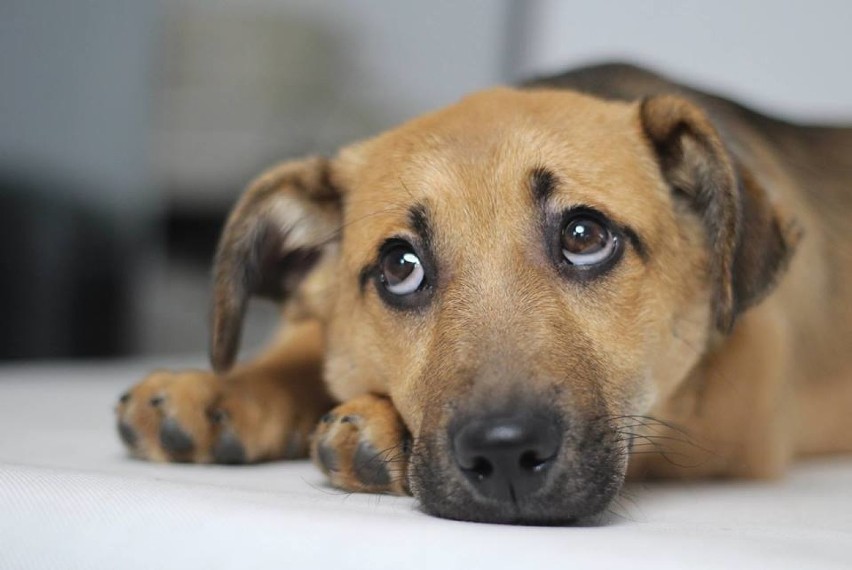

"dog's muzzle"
[410, 406, 625, 525]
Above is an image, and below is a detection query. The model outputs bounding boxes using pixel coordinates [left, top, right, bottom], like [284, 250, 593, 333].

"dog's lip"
[416, 483, 595, 525]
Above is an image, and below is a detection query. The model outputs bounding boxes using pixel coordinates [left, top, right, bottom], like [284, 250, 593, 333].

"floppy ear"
[210, 156, 342, 372]
[640, 95, 801, 332]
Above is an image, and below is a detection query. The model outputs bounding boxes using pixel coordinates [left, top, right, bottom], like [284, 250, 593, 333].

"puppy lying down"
[116, 63, 852, 524]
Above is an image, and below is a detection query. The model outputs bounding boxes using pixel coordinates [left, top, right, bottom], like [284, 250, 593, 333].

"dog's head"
[209, 88, 798, 524]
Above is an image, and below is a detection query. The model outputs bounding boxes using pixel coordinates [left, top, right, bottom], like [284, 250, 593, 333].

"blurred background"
[1, 0, 850, 361]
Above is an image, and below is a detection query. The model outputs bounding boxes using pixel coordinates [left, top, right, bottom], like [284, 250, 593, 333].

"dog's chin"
[408, 446, 627, 526]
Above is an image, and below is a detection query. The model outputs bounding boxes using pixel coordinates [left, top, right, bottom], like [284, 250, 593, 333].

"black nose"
[451, 413, 561, 502]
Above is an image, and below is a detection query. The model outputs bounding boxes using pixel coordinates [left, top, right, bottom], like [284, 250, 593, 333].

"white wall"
[513, 0, 852, 122]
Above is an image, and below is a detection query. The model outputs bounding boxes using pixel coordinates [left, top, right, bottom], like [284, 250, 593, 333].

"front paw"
[115, 370, 220, 462]
[114, 369, 316, 464]
[310, 394, 410, 495]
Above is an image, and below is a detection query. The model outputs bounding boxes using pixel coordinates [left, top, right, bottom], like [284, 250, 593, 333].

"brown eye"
[561, 216, 616, 266]
[380, 243, 425, 295]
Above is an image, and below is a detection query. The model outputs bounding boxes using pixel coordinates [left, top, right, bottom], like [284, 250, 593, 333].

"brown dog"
[115, 63, 852, 524]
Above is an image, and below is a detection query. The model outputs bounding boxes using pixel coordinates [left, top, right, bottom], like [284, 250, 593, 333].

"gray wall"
[514, 0, 852, 121]
[0, 0, 158, 218]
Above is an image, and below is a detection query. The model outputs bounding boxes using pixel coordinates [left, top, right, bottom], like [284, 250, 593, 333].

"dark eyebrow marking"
[408, 203, 433, 250]
[530, 167, 557, 203]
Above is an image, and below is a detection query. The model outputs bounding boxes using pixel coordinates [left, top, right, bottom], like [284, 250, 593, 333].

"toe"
[159, 416, 196, 456]
[117, 421, 137, 449]
[353, 441, 391, 487]
[212, 431, 247, 465]
[316, 441, 339, 474]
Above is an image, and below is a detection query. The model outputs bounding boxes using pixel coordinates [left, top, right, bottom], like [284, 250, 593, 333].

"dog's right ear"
[210, 157, 342, 373]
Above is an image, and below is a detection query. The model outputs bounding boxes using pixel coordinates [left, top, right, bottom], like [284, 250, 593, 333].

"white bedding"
[1, 361, 851, 569]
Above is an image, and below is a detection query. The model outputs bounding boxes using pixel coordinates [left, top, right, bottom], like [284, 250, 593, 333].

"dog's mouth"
[407, 410, 627, 525]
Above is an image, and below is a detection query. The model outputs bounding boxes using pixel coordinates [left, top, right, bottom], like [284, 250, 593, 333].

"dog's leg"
[115, 320, 334, 464]
[310, 394, 410, 495]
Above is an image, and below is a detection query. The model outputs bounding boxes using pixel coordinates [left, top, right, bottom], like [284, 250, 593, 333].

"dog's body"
[116, 64, 852, 524]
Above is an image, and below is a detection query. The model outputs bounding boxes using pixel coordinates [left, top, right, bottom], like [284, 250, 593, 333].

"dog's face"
[210, 88, 796, 523]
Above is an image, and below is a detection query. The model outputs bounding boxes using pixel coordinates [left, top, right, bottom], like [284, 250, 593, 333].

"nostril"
[467, 456, 494, 480]
[519, 450, 551, 473]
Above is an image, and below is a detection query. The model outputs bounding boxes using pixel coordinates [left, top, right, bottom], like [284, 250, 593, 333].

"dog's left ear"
[210, 157, 343, 372]
[640, 95, 801, 332]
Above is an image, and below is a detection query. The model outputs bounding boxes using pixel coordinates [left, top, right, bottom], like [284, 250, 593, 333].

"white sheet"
[1, 361, 851, 569]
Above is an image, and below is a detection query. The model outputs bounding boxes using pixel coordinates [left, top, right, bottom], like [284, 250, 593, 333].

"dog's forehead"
[336, 88, 671, 261]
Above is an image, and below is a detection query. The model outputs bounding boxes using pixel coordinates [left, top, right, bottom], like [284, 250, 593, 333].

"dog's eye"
[561, 215, 617, 266]
[380, 243, 425, 295]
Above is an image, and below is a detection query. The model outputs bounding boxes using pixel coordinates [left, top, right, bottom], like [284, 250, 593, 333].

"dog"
[115, 63, 852, 525]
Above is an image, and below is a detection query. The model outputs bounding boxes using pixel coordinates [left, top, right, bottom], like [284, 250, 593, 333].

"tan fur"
[116, 65, 852, 521]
